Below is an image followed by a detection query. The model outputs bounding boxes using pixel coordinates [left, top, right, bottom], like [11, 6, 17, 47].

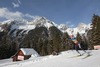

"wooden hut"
[12, 48, 39, 61]
[94, 45, 100, 50]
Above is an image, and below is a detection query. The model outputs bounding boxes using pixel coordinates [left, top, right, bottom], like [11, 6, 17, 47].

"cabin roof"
[20, 48, 39, 56]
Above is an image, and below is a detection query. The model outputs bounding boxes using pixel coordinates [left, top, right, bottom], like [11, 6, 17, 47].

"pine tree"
[86, 30, 94, 49]
[49, 26, 63, 53]
[62, 32, 72, 50]
[91, 14, 100, 45]
[76, 32, 88, 49]
[76, 32, 82, 43]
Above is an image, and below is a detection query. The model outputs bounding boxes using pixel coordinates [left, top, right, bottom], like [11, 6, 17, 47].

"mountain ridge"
[0, 16, 91, 36]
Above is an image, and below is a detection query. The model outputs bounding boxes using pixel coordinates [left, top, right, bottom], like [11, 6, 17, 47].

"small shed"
[12, 48, 39, 61]
[94, 45, 100, 50]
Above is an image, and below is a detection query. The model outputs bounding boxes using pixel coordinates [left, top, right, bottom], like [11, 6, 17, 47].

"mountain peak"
[0, 16, 91, 36]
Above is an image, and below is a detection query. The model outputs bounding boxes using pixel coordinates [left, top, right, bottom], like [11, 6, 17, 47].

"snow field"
[0, 50, 100, 67]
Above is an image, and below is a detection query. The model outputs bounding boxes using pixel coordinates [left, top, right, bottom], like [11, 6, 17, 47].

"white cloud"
[65, 21, 75, 28]
[0, 8, 35, 21]
[12, 2, 20, 8]
[12, 0, 21, 8]
[25, 14, 35, 19]
[18, 0, 21, 4]
[0, 8, 23, 20]
[69, 24, 75, 28]
[66, 21, 71, 25]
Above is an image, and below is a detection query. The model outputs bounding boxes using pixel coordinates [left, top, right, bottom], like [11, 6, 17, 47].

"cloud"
[66, 21, 71, 25]
[12, 2, 20, 8]
[18, 0, 21, 4]
[69, 24, 75, 28]
[0, 8, 23, 20]
[65, 21, 75, 28]
[12, 0, 21, 8]
[25, 14, 35, 19]
[0, 8, 36, 21]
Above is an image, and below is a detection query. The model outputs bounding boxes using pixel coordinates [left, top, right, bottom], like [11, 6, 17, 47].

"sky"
[0, 0, 100, 27]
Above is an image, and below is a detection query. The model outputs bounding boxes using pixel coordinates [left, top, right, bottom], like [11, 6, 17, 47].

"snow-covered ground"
[0, 50, 100, 67]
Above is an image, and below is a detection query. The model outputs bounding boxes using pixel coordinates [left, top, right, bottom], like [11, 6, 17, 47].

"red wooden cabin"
[12, 48, 39, 61]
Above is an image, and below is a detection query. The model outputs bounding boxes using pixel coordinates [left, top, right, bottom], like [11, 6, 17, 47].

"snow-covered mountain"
[58, 22, 91, 37]
[58, 24, 68, 32]
[0, 16, 55, 30]
[66, 23, 91, 37]
[0, 16, 91, 36]
[0, 16, 92, 42]
[0, 16, 56, 37]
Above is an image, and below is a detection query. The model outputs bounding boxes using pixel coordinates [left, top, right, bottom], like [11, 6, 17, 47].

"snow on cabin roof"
[20, 48, 39, 57]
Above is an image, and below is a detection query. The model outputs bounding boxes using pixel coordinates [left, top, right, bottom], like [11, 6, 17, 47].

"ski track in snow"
[0, 50, 100, 67]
